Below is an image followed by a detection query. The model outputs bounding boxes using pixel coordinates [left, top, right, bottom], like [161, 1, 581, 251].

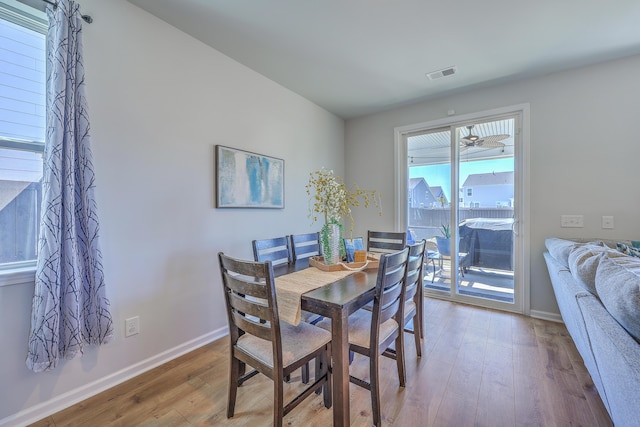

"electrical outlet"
[561, 215, 584, 228]
[602, 216, 614, 229]
[125, 316, 140, 337]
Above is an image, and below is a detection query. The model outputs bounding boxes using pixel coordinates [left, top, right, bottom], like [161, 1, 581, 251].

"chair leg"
[302, 362, 310, 384]
[418, 283, 425, 339]
[413, 314, 422, 357]
[395, 334, 406, 387]
[314, 357, 323, 395]
[228, 355, 240, 418]
[274, 374, 284, 427]
[370, 352, 382, 427]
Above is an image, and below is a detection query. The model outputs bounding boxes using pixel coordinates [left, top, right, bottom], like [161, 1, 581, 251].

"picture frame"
[343, 237, 364, 262]
[215, 145, 284, 209]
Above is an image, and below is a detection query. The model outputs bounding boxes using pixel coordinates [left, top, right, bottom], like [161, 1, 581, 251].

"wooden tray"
[309, 255, 379, 272]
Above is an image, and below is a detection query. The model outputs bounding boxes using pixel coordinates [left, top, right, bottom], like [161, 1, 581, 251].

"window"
[466, 188, 473, 197]
[0, 1, 47, 269]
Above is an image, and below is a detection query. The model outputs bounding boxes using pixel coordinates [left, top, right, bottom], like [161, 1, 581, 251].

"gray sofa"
[544, 238, 640, 427]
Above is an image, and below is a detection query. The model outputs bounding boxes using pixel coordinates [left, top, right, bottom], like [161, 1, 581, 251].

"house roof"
[429, 186, 445, 199]
[463, 171, 514, 187]
[409, 177, 427, 190]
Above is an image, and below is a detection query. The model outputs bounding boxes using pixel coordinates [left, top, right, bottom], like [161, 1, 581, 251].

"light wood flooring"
[30, 298, 612, 426]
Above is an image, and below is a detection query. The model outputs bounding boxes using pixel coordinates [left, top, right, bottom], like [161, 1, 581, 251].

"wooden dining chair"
[252, 236, 291, 266]
[398, 240, 426, 357]
[218, 252, 332, 427]
[367, 230, 407, 254]
[253, 235, 317, 383]
[317, 247, 409, 426]
[290, 232, 320, 261]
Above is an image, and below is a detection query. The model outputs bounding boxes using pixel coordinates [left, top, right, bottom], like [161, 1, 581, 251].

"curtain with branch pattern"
[26, 0, 113, 372]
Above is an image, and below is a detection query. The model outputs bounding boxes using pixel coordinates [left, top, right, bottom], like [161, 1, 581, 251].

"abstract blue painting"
[216, 145, 284, 208]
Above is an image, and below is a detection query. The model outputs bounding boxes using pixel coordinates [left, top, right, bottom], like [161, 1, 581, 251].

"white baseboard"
[530, 309, 563, 323]
[1, 326, 229, 427]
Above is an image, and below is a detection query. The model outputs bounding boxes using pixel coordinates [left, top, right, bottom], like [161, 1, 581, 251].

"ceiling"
[127, 0, 640, 119]
[408, 118, 515, 166]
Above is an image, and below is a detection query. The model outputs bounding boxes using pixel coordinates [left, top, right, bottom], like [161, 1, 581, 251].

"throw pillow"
[595, 256, 640, 343]
[617, 242, 640, 258]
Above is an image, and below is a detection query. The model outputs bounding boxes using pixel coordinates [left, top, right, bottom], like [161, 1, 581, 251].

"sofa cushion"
[567, 241, 617, 294]
[545, 238, 579, 268]
[595, 256, 640, 342]
[606, 255, 640, 274]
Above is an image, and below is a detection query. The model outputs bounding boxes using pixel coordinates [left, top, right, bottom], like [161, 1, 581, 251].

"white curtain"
[26, 0, 113, 373]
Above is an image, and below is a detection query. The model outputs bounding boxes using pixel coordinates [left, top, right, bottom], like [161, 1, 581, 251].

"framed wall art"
[215, 145, 284, 208]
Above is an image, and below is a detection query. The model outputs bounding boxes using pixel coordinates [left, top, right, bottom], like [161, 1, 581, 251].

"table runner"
[275, 267, 354, 325]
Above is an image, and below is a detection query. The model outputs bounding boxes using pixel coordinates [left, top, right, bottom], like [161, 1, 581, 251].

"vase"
[322, 223, 341, 265]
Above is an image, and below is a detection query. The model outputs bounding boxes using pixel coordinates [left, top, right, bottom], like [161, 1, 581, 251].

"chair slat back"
[219, 252, 281, 344]
[405, 240, 426, 304]
[290, 232, 320, 261]
[253, 236, 291, 266]
[367, 230, 407, 253]
[373, 248, 409, 329]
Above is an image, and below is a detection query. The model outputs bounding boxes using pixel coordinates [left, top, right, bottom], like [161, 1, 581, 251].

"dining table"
[273, 259, 378, 427]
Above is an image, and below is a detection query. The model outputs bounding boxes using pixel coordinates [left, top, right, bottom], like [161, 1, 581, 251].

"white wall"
[0, 0, 344, 424]
[345, 54, 640, 317]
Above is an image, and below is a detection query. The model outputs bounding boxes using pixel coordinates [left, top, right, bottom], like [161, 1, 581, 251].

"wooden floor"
[30, 298, 612, 426]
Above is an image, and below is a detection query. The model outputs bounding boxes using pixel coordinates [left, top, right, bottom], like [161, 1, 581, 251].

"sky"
[409, 157, 514, 201]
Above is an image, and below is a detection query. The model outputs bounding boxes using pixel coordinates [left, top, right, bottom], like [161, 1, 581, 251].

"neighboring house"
[408, 177, 432, 208]
[461, 171, 514, 208]
[408, 178, 448, 208]
[0, 149, 42, 263]
[429, 186, 447, 206]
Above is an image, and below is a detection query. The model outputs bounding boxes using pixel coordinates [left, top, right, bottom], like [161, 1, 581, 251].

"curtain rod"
[41, 0, 93, 23]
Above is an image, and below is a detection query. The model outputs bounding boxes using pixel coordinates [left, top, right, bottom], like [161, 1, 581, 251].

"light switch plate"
[602, 216, 614, 229]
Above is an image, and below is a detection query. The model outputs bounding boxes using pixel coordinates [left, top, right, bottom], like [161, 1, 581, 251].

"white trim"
[0, 0, 47, 34]
[0, 266, 36, 287]
[530, 309, 563, 323]
[0, 327, 230, 427]
[519, 105, 532, 316]
[394, 135, 407, 230]
[395, 103, 531, 314]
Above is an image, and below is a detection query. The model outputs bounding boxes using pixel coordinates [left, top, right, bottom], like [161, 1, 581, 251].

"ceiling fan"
[460, 125, 509, 151]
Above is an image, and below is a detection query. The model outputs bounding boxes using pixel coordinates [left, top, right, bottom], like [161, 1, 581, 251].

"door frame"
[394, 103, 530, 315]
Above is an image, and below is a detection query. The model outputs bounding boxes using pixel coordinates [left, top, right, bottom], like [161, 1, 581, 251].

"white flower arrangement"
[305, 168, 382, 263]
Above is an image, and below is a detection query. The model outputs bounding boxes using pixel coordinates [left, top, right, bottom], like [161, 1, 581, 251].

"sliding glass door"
[405, 113, 523, 312]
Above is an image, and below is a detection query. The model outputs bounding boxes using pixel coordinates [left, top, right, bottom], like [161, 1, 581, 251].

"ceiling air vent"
[426, 66, 457, 80]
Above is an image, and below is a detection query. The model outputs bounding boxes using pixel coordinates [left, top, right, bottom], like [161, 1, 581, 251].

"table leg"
[331, 310, 350, 426]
